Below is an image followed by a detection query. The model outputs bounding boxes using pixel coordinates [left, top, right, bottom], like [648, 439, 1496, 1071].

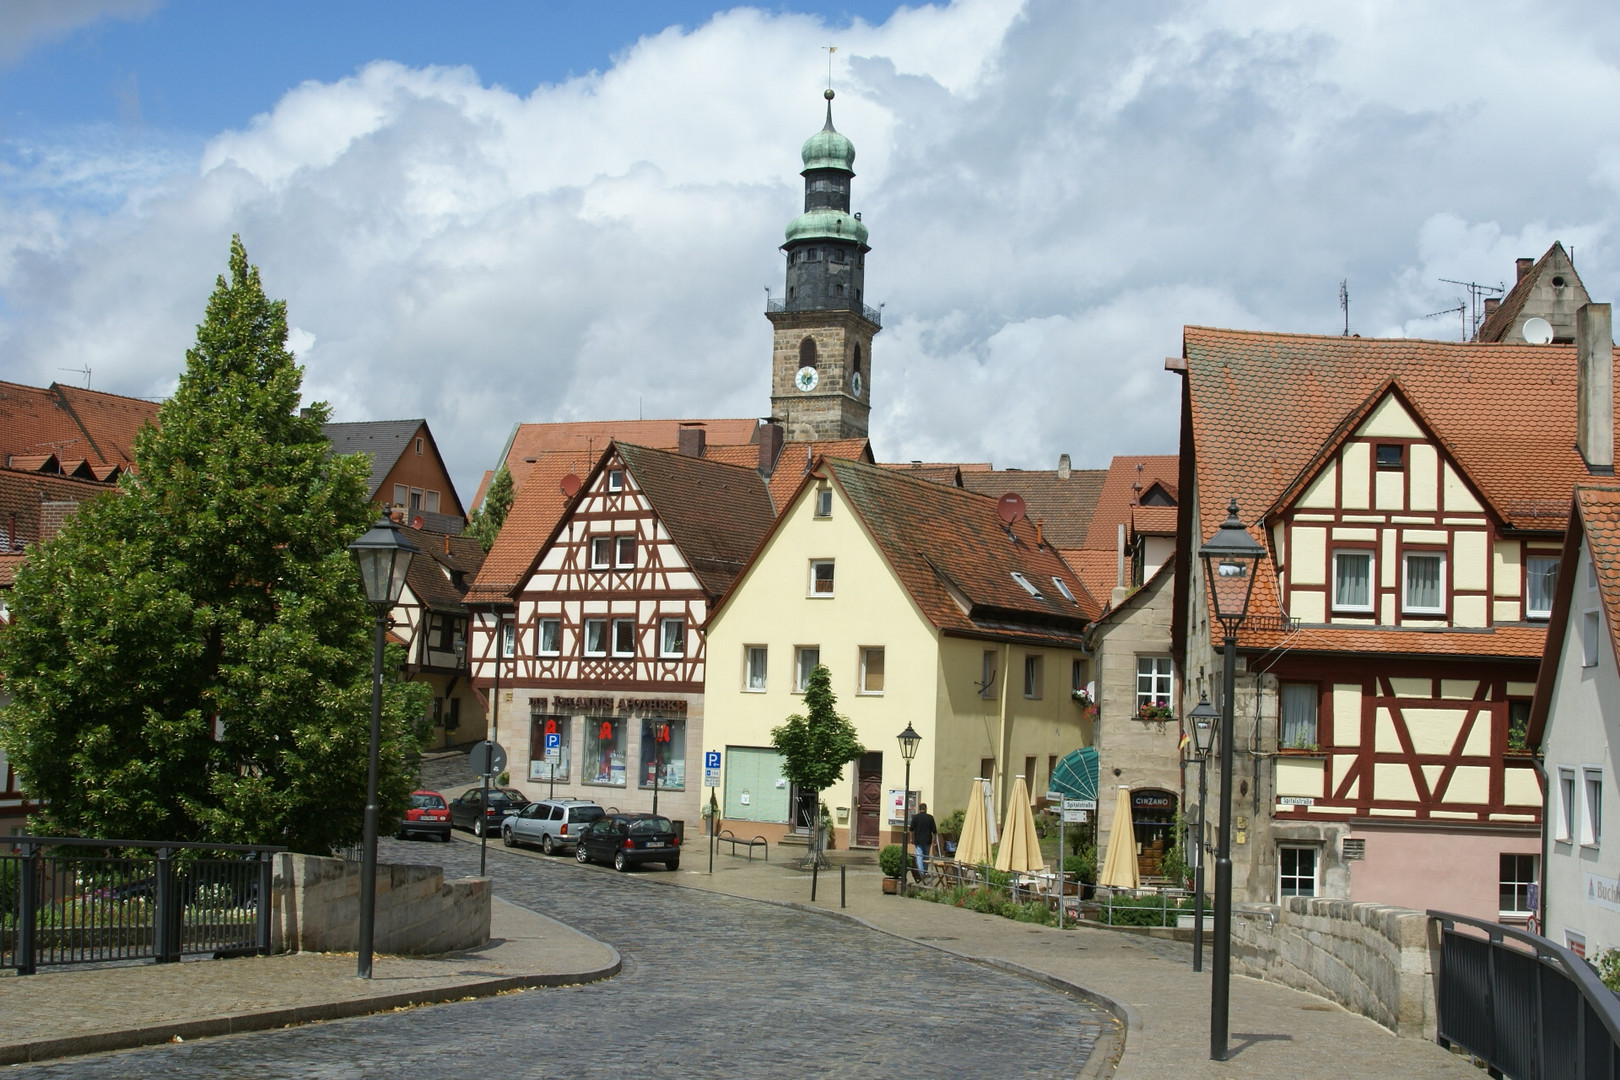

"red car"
[398, 789, 452, 841]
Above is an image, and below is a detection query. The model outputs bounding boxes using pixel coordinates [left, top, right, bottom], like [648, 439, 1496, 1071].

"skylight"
[1052, 577, 1076, 603]
[1011, 572, 1044, 599]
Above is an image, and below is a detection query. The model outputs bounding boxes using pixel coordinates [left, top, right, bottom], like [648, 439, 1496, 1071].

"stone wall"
[271, 853, 490, 956]
[1230, 896, 1434, 1038]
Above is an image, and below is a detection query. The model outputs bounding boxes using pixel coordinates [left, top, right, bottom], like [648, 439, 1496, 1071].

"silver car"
[502, 798, 605, 855]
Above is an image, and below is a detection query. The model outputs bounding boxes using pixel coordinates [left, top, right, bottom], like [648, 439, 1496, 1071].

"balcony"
[766, 297, 882, 328]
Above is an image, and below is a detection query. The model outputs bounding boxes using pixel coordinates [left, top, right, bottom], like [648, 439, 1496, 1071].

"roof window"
[1052, 577, 1076, 603]
[1011, 572, 1044, 599]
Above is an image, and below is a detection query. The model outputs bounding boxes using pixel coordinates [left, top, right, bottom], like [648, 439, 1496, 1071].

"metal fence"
[1, 836, 283, 974]
[1430, 908, 1620, 1079]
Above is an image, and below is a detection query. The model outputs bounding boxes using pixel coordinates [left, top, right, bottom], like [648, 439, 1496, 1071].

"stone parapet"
[270, 853, 490, 956]
[1229, 896, 1434, 1038]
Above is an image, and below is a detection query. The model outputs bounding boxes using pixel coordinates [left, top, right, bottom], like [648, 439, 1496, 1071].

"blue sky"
[4, 1, 1620, 505]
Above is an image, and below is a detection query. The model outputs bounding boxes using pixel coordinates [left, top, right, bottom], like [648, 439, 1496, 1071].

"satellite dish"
[1522, 317, 1554, 345]
[996, 493, 1027, 525]
[412, 516, 424, 530]
[560, 473, 581, 497]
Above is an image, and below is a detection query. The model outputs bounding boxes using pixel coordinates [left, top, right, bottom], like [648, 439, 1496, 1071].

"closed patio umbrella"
[994, 774, 1045, 874]
[1098, 786, 1140, 890]
[955, 777, 992, 866]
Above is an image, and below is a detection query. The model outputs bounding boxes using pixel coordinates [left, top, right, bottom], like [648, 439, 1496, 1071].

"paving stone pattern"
[14, 838, 1110, 1079]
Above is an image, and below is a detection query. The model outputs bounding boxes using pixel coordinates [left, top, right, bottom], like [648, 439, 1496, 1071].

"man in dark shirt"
[910, 801, 938, 882]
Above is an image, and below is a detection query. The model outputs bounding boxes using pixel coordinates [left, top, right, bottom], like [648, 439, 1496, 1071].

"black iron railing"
[1430, 908, 1620, 1079]
[765, 297, 883, 327]
[1, 836, 283, 974]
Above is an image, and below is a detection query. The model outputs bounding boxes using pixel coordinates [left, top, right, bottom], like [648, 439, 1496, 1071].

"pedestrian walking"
[910, 801, 939, 882]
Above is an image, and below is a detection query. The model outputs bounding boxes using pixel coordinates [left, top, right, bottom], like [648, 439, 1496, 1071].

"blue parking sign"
[704, 750, 722, 788]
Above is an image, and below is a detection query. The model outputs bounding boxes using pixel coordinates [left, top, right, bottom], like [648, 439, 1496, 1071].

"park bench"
[716, 829, 769, 861]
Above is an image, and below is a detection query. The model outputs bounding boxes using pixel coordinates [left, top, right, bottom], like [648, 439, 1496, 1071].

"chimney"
[1516, 257, 1534, 283]
[1578, 303, 1614, 475]
[758, 421, 784, 476]
[1057, 453, 1071, 480]
[1035, 520, 1045, 548]
[299, 407, 316, 418]
[1110, 522, 1129, 607]
[1483, 298, 1500, 319]
[677, 423, 706, 458]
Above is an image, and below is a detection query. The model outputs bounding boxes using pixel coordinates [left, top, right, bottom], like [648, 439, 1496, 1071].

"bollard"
[811, 860, 819, 902]
[840, 864, 846, 908]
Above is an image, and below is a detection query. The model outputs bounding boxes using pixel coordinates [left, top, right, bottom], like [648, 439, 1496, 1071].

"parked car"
[574, 812, 681, 872]
[502, 799, 604, 855]
[448, 787, 529, 837]
[398, 789, 452, 841]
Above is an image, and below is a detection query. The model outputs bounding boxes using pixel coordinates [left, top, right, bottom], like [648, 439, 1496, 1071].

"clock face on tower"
[850, 371, 863, 398]
[795, 366, 819, 392]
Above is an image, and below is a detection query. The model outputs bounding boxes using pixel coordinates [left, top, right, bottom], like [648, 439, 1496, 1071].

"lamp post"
[898, 723, 922, 895]
[1198, 499, 1265, 1060]
[1187, 694, 1217, 974]
[348, 513, 418, 981]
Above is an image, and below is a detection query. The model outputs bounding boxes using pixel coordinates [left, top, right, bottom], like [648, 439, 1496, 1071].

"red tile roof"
[1081, 454, 1179, 550]
[811, 458, 1099, 645]
[1183, 325, 1619, 653]
[959, 468, 1107, 549]
[1529, 485, 1620, 744]
[499, 418, 762, 492]
[0, 468, 119, 583]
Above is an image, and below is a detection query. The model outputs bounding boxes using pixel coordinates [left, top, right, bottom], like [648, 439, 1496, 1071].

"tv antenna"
[58, 366, 91, 388]
[1438, 277, 1504, 340]
[1338, 280, 1350, 336]
[1417, 299, 1467, 341]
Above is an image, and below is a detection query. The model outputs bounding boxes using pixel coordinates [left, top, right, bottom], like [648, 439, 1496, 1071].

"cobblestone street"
[12, 836, 1110, 1079]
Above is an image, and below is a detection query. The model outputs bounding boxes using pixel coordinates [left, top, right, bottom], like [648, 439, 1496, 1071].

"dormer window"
[1376, 444, 1404, 470]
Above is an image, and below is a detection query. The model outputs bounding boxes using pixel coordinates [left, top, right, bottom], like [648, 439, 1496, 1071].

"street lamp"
[1187, 694, 1217, 974]
[898, 723, 922, 894]
[348, 513, 418, 981]
[1198, 498, 1266, 1060]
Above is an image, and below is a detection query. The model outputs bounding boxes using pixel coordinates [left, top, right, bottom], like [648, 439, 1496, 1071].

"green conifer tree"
[0, 236, 425, 852]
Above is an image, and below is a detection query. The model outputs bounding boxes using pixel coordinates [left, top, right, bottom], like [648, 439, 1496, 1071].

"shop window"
[531, 715, 570, 782]
[584, 718, 626, 786]
[640, 719, 686, 790]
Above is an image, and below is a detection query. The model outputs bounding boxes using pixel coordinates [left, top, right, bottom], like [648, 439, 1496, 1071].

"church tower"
[767, 90, 879, 441]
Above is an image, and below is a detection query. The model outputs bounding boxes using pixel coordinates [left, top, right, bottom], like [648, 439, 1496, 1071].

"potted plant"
[1137, 701, 1175, 722]
[879, 844, 906, 893]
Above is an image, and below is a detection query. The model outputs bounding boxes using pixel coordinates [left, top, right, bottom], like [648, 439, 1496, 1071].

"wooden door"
[855, 752, 883, 847]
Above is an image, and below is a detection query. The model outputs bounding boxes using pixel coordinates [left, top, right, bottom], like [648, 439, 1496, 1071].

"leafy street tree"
[0, 236, 428, 853]
[468, 464, 513, 552]
[770, 664, 864, 861]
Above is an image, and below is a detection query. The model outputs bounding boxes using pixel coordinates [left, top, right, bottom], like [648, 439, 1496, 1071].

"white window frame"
[1525, 554, 1559, 619]
[659, 617, 685, 658]
[1556, 767, 1577, 843]
[795, 646, 820, 692]
[809, 560, 835, 597]
[616, 535, 636, 567]
[590, 536, 613, 569]
[1135, 656, 1173, 710]
[1052, 577, 1076, 603]
[1583, 767, 1603, 848]
[537, 618, 561, 657]
[814, 488, 833, 518]
[1401, 551, 1446, 615]
[611, 618, 636, 657]
[745, 646, 768, 692]
[1332, 550, 1374, 613]
[1278, 844, 1319, 897]
[500, 621, 515, 658]
[583, 618, 607, 657]
[1011, 572, 1044, 599]
[1023, 654, 1043, 699]
[1584, 610, 1602, 667]
[859, 647, 885, 695]
[1498, 853, 1539, 918]
[606, 469, 624, 492]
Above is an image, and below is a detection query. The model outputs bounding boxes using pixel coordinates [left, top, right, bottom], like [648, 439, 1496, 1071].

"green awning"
[1050, 747, 1099, 803]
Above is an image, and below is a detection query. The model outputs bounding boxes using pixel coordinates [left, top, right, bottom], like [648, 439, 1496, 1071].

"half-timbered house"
[383, 522, 487, 748]
[470, 442, 776, 828]
[1172, 304, 1618, 921]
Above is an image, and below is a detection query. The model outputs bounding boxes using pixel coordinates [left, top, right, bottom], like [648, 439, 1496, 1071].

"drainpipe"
[997, 642, 1013, 823]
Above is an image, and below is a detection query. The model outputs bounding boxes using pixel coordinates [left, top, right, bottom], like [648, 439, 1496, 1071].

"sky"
[4, 0, 1620, 506]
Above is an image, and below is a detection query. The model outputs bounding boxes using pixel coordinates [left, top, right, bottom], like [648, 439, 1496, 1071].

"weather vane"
[823, 44, 837, 92]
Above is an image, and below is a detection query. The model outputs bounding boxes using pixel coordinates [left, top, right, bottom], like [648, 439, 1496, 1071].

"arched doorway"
[1131, 788, 1177, 880]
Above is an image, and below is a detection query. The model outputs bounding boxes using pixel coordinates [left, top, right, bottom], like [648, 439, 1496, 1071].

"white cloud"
[3, 0, 1620, 503]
